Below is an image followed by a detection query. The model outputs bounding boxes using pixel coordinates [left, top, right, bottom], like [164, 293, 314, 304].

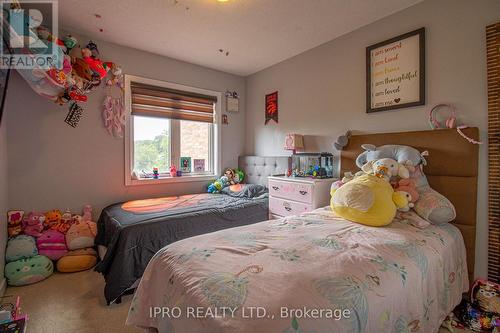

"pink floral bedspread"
[126, 207, 468, 333]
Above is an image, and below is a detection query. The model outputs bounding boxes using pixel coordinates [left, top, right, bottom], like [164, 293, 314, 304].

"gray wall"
[245, 0, 500, 279]
[0, 112, 7, 292]
[5, 36, 246, 215]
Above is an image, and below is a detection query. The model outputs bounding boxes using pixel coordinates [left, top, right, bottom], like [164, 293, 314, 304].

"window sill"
[126, 174, 215, 186]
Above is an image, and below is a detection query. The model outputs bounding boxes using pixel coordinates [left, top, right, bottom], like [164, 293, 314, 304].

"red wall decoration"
[265, 91, 278, 124]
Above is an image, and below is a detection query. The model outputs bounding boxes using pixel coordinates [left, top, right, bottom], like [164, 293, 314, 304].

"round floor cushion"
[5, 255, 53, 286]
[56, 247, 97, 273]
[6, 235, 38, 263]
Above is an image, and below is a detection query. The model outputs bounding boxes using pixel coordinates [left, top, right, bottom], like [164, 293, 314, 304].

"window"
[125, 75, 221, 185]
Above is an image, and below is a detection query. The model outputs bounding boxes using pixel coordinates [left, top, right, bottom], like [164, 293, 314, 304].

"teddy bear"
[22, 212, 45, 238]
[361, 157, 410, 182]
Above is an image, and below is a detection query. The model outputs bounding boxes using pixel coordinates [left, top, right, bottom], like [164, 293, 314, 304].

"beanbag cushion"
[5, 255, 53, 286]
[57, 248, 97, 273]
[37, 229, 68, 260]
[66, 221, 97, 250]
[6, 235, 38, 263]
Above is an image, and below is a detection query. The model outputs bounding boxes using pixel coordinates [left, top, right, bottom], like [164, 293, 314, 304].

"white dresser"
[268, 176, 336, 219]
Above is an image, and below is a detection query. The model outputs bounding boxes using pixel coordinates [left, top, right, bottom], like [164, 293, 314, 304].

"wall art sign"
[265, 91, 278, 124]
[366, 27, 425, 113]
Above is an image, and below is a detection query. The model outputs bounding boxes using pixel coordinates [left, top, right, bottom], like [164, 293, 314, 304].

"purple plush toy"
[22, 212, 45, 238]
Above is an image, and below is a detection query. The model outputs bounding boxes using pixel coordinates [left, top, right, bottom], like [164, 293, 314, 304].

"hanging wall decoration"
[102, 65, 125, 137]
[265, 91, 278, 124]
[366, 28, 425, 113]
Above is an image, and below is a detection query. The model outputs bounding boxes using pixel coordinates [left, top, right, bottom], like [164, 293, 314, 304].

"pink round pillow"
[65, 221, 97, 250]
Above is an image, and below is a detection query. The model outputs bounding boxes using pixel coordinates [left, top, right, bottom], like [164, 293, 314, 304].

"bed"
[126, 128, 479, 333]
[95, 156, 289, 304]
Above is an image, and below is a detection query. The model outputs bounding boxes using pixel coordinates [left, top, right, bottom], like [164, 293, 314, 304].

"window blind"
[487, 22, 500, 284]
[131, 82, 216, 123]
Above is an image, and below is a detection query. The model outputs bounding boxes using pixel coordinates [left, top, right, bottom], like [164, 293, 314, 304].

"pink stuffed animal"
[37, 229, 68, 260]
[22, 212, 45, 238]
[395, 179, 420, 204]
[82, 205, 92, 222]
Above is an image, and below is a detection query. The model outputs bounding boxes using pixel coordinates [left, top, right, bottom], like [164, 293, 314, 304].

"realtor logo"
[0, 0, 59, 69]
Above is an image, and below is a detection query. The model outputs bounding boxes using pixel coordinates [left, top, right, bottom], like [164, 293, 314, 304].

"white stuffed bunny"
[361, 158, 410, 182]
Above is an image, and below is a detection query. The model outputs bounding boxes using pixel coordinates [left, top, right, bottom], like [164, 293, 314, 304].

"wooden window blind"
[131, 82, 217, 123]
[487, 22, 500, 283]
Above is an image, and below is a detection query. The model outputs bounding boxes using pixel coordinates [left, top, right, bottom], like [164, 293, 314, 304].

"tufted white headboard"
[238, 156, 290, 186]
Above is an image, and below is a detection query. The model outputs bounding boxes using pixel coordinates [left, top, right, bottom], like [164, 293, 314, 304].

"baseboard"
[0, 278, 6, 296]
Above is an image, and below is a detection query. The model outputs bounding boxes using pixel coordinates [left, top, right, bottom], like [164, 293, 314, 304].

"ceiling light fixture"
[217, 0, 230, 2]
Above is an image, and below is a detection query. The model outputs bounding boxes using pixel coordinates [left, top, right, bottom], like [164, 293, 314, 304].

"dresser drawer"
[268, 179, 313, 203]
[269, 197, 313, 217]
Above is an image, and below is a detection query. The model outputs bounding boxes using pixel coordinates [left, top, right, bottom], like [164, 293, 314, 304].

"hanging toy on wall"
[102, 64, 125, 138]
[334, 130, 352, 150]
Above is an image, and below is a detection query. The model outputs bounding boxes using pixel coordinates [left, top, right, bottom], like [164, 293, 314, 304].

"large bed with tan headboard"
[341, 127, 479, 282]
[127, 129, 480, 333]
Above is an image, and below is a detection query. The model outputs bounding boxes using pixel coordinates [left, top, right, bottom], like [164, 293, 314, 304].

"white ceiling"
[59, 0, 422, 76]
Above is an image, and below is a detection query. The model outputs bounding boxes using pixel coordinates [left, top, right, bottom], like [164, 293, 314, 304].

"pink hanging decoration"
[102, 66, 125, 138]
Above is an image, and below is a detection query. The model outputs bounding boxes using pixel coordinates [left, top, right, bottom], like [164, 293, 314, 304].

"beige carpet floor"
[5, 269, 473, 333]
[5, 270, 139, 333]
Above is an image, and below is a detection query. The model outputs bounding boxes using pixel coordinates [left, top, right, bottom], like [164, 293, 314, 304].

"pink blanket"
[127, 207, 468, 333]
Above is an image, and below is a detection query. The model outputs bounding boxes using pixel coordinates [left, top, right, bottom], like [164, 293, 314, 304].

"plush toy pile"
[207, 168, 245, 193]
[9, 4, 122, 128]
[5, 205, 98, 286]
[331, 144, 456, 227]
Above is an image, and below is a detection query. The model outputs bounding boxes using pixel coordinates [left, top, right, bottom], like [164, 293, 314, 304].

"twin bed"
[95, 156, 289, 304]
[122, 128, 480, 333]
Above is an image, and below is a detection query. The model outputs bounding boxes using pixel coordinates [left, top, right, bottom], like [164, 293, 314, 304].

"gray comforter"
[95, 192, 268, 304]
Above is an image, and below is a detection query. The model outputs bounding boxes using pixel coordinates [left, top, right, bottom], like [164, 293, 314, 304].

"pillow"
[57, 247, 98, 273]
[6, 235, 38, 263]
[37, 229, 68, 261]
[66, 221, 97, 250]
[5, 255, 53, 286]
[356, 144, 426, 168]
[409, 166, 456, 224]
[221, 184, 268, 198]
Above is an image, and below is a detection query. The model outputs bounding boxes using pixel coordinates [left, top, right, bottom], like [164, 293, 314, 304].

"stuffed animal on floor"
[22, 212, 45, 238]
[65, 220, 97, 250]
[37, 229, 68, 260]
[331, 160, 410, 226]
[44, 209, 62, 230]
[5, 255, 53, 286]
[6, 235, 38, 262]
[50, 209, 74, 234]
[57, 247, 98, 273]
[7, 210, 24, 237]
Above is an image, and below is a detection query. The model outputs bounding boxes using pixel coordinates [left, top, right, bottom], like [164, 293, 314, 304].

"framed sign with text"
[366, 27, 425, 113]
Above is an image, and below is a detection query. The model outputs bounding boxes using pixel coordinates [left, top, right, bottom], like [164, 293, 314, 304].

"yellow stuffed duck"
[331, 158, 411, 226]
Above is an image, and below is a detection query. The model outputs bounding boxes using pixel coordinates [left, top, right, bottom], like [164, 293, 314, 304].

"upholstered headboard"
[238, 156, 290, 186]
[341, 128, 479, 282]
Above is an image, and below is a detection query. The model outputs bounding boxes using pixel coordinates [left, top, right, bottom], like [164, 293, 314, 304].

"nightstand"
[268, 176, 336, 219]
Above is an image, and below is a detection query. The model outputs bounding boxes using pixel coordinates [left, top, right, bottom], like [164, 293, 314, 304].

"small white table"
[268, 176, 336, 219]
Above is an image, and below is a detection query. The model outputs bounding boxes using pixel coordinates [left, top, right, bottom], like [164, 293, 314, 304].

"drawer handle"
[272, 186, 280, 191]
[284, 205, 292, 212]
[299, 190, 308, 195]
